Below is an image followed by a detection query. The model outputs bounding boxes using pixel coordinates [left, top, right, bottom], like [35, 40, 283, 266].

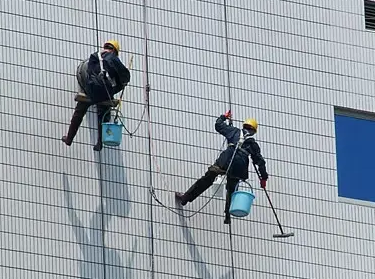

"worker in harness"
[62, 40, 131, 151]
[175, 110, 269, 224]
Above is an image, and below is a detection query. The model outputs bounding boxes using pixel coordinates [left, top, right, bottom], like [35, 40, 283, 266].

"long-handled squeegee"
[252, 163, 294, 238]
[263, 187, 294, 238]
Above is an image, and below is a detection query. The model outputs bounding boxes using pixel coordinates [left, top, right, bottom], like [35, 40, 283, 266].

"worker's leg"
[93, 103, 112, 151]
[62, 101, 90, 146]
[224, 178, 240, 224]
[176, 165, 225, 205]
[75, 81, 91, 102]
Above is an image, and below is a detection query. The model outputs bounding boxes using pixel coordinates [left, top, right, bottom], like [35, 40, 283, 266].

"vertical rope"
[224, 1, 235, 278]
[94, 0, 100, 49]
[93, 1, 106, 278]
[228, 223, 235, 279]
[98, 141, 107, 279]
[223, 0, 232, 125]
[143, 0, 155, 278]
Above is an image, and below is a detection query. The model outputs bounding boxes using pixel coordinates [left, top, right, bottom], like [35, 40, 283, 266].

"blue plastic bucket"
[101, 108, 124, 147]
[102, 122, 123, 146]
[229, 181, 255, 217]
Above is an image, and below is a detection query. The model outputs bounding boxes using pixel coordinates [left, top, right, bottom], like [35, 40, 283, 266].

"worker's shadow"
[62, 106, 137, 279]
[177, 207, 232, 279]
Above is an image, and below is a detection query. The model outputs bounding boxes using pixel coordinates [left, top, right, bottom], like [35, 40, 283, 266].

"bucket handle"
[234, 180, 254, 194]
[102, 108, 124, 124]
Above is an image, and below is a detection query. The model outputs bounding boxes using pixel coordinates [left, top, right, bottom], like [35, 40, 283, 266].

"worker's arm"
[103, 53, 131, 86]
[215, 115, 237, 140]
[249, 141, 268, 180]
[111, 56, 131, 85]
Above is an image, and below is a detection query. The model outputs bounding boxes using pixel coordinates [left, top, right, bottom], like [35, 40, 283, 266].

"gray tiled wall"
[1, 1, 375, 278]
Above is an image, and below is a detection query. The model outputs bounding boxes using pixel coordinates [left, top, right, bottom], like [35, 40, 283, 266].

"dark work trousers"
[64, 101, 111, 146]
[182, 164, 240, 216]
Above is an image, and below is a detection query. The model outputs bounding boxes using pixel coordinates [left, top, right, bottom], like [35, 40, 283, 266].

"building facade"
[1, 0, 375, 278]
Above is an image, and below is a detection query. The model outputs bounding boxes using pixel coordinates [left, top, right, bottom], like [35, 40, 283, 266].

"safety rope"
[224, 0, 235, 274]
[228, 222, 235, 279]
[101, 72, 254, 220]
[99, 54, 148, 137]
[149, 138, 226, 242]
[98, 60, 251, 219]
[114, 55, 134, 120]
[92, 1, 107, 278]
[141, 1, 155, 277]
[112, 55, 148, 137]
[147, 129, 253, 219]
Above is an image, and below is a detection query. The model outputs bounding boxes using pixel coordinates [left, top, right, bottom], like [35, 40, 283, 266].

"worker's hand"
[260, 179, 267, 188]
[224, 110, 232, 119]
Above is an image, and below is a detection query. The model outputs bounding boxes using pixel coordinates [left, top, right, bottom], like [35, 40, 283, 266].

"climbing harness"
[227, 129, 252, 156]
[98, 50, 116, 90]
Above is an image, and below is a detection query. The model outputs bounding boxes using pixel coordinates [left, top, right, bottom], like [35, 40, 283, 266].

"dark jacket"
[214, 115, 268, 180]
[86, 51, 131, 103]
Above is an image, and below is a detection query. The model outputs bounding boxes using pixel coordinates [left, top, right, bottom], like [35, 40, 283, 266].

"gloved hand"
[260, 179, 267, 188]
[224, 110, 232, 119]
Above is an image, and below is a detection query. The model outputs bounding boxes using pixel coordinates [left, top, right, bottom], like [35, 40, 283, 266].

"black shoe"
[175, 192, 187, 206]
[93, 141, 103, 151]
[224, 214, 231, 225]
[62, 136, 72, 146]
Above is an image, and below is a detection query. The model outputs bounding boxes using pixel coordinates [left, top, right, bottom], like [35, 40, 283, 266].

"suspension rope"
[223, 0, 235, 277]
[146, 124, 253, 219]
[99, 54, 148, 138]
[228, 222, 235, 279]
[114, 55, 134, 120]
[93, 1, 107, 278]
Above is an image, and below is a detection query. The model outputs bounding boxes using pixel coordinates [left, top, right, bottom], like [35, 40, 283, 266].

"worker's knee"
[208, 164, 225, 175]
[74, 102, 90, 115]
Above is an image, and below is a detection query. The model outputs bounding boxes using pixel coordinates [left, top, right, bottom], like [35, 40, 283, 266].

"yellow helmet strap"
[104, 44, 118, 54]
[243, 125, 256, 135]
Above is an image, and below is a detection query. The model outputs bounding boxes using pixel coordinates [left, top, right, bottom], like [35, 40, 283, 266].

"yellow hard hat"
[243, 118, 258, 132]
[104, 40, 120, 53]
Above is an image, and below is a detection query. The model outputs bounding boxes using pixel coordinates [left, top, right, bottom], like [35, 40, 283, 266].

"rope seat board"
[74, 93, 120, 107]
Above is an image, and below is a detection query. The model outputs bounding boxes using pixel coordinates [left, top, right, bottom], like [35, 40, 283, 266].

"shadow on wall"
[62, 107, 137, 279]
[178, 207, 232, 279]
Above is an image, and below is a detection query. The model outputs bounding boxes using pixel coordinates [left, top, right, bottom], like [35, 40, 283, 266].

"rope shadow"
[177, 206, 232, 279]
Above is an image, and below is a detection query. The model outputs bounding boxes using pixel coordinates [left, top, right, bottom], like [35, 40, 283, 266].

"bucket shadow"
[177, 208, 232, 279]
[62, 106, 137, 279]
[87, 107, 130, 218]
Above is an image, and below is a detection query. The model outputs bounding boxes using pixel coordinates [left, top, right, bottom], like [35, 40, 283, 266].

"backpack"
[76, 58, 89, 92]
